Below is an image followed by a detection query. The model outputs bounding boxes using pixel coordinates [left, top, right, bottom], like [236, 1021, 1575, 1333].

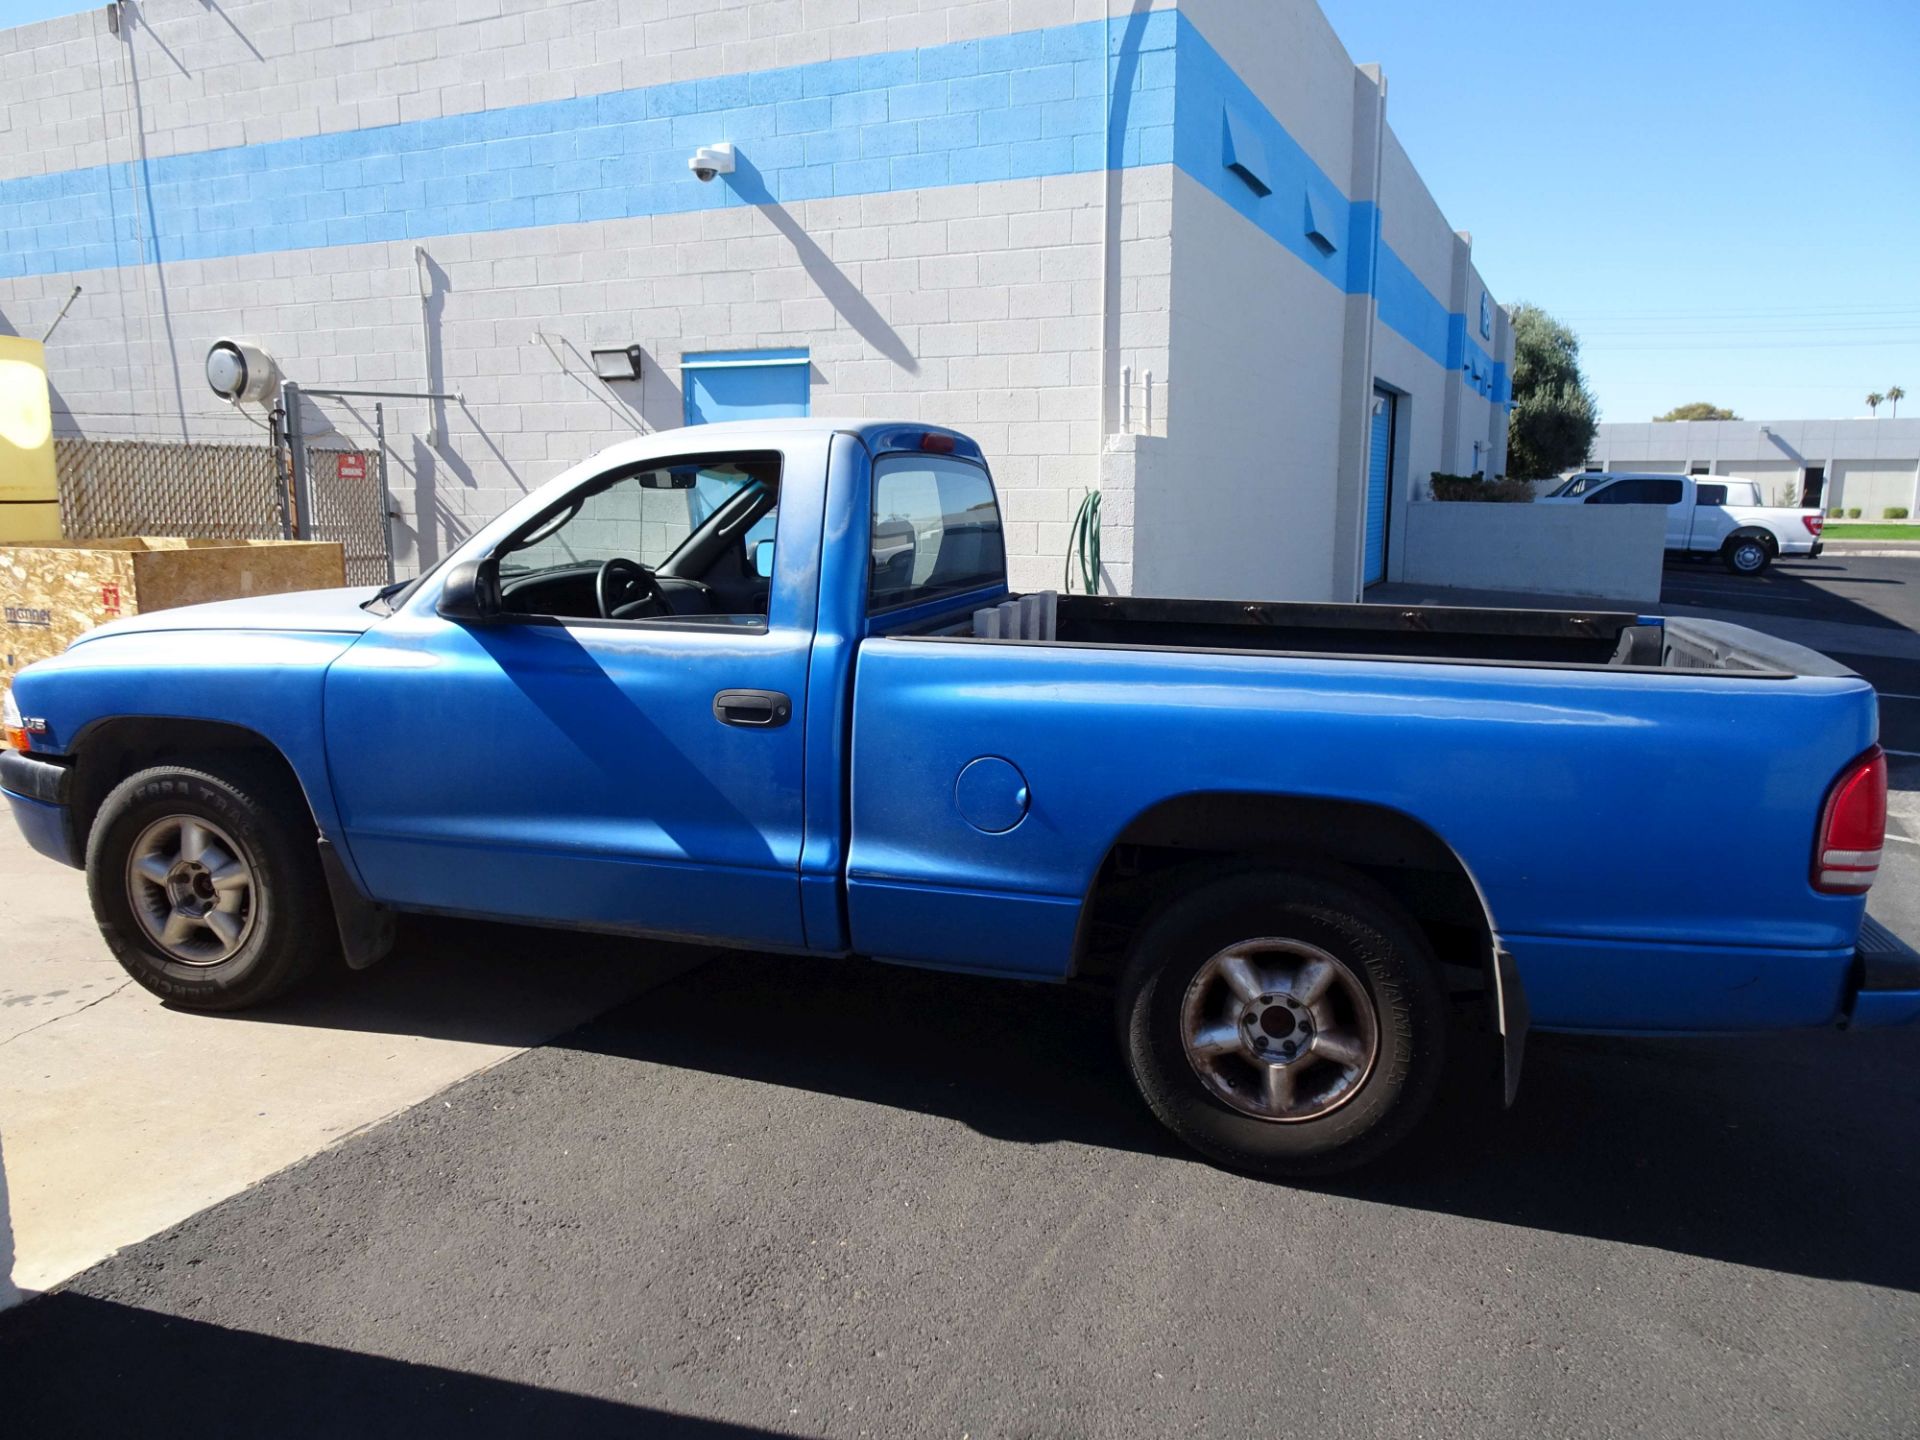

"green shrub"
[1847, 508, 1863, 518]
[1886, 507, 1911, 520]
[1829, 507, 1844, 517]
[1429, 471, 1536, 503]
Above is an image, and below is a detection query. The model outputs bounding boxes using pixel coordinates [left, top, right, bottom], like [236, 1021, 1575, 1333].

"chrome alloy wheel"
[125, 814, 259, 965]
[1732, 540, 1767, 572]
[1179, 938, 1379, 1122]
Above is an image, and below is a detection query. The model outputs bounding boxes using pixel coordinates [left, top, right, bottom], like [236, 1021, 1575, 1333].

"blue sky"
[1321, 0, 1920, 421]
[0, 0, 89, 26]
[9, 1, 1917, 421]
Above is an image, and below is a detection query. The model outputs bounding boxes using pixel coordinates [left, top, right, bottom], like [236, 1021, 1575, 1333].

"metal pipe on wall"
[414, 246, 443, 451]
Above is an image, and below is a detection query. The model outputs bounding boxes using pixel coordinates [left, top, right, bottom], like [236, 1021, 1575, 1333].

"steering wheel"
[595, 557, 667, 619]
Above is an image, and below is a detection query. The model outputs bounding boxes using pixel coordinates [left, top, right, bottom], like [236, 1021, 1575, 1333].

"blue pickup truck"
[4, 420, 1912, 1175]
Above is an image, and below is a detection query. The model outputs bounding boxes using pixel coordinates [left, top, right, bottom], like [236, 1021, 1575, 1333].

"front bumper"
[1847, 914, 1920, 1028]
[0, 749, 81, 868]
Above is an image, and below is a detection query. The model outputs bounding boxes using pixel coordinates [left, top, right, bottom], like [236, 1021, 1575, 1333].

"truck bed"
[919, 594, 1853, 676]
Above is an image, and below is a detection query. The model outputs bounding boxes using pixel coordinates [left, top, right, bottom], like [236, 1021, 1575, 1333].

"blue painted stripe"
[1169, 21, 1502, 390]
[0, 16, 1173, 279]
[0, 12, 1497, 393]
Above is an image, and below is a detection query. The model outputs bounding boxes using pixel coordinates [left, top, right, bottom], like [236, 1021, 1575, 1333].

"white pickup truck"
[1542, 472, 1824, 575]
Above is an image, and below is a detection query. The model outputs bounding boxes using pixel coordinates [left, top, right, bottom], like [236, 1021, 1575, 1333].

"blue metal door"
[1365, 388, 1394, 587]
[683, 349, 810, 425]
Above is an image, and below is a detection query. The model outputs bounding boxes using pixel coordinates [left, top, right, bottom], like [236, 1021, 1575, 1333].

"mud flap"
[318, 836, 396, 971]
[1492, 947, 1530, 1107]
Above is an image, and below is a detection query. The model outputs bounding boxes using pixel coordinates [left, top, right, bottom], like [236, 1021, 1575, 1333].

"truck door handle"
[713, 689, 792, 728]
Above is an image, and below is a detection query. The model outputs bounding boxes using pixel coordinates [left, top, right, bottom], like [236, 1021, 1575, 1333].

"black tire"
[86, 758, 333, 1011]
[1723, 534, 1772, 575]
[1117, 866, 1447, 1178]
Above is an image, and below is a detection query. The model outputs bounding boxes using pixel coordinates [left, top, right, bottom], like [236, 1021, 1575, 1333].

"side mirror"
[751, 539, 775, 580]
[437, 556, 502, 621]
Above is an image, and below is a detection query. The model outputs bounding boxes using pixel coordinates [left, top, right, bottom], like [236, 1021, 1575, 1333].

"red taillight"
[1813, 746, 1886, 893]
[1803, 515, 1824, 536]
[920, 432, 956, 454]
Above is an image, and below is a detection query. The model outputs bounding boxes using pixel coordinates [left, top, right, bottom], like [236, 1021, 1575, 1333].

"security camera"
[205, 337, 280, 405]
[687, 143, 735, 183]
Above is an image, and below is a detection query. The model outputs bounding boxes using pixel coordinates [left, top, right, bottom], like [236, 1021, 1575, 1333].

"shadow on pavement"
[179, 916, 715, 1049]
[1660, 554, 1910, 630]
[0, 1294, 791, 1439]
[561, 951, 1920, 1293]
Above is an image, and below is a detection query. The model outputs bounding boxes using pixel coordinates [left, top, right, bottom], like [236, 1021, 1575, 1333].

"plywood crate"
[1, 537, 346, 683]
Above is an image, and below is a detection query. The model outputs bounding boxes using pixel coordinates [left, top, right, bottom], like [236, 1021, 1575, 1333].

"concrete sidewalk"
[0, 822, 703, 1303]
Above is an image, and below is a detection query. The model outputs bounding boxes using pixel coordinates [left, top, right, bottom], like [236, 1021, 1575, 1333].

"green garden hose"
[1066, 489, 1101, 594]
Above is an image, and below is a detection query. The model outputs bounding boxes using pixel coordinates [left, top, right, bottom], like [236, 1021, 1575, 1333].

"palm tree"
[1866, 391, 1885, 416]
[1889, 385, 1906, 418]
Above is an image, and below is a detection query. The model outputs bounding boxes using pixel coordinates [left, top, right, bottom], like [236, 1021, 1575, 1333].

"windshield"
[1549, 474, 1604, 497]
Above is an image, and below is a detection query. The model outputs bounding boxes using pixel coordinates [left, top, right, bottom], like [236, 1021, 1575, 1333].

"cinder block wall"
[0, 0, 1175, 590]
[0, 0, 1507, 601]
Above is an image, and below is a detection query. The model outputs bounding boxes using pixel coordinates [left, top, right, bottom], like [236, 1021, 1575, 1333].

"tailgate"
[1660, 618, 1860, 676]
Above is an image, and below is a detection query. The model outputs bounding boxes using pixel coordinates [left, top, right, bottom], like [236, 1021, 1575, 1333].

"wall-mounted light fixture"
[591, 345, 645, 382]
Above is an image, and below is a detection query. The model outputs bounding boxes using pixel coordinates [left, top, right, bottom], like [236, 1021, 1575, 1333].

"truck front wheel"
[1116, 867, 1446, 1178]
[1724, 535, 1772, 575]
[86, 759, 333, 1011]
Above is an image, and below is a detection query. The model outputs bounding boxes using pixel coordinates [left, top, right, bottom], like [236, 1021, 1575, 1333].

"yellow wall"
[0, 336, 60, 542]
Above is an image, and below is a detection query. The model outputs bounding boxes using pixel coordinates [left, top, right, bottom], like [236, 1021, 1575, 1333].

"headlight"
[2, 686, 26, 750]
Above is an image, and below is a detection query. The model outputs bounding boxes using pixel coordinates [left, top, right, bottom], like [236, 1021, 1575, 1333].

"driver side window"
[505, 473, 694, 573]
[494, 453, 781, 625]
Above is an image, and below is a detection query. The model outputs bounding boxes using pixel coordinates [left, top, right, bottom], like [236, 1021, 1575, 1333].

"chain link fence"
[55, 436, 286, 541]
[300, 444, 391, 586]
[53, 431, 395, 588]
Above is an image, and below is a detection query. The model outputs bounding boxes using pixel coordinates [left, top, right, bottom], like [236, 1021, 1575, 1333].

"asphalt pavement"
[4, 553, 1918, 1439]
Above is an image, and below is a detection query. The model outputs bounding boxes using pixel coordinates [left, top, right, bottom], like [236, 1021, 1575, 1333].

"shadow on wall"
[194, 0, 264, 62]
[1101, 0, 1160, 429]
[725, 154, 918, 375]
[0, 1295, 791, 1438]
[529, 330, 650, 435]
[121, 3, 191, 441]
[404, 434, 475, 571]
[636, 347, 686, 431]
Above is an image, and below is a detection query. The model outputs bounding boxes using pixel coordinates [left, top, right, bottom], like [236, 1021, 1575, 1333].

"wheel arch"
[1725, 525, 1779, 553]
[67, 716, 322, 851]
[1073, 789, 1527, 1101]
[67, 715, 393, 970]
[1071, 790, 1502, 990]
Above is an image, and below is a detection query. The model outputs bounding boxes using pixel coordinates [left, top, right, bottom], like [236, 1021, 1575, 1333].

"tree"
[1505, 303, 1599, 479]
[1866, 391, 1885, 416]
[1889, 385, 1906, 418]
[1654, 402, 1739, 421]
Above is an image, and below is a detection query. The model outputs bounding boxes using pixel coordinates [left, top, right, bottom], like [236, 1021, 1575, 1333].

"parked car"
[3, 421, 1910, 1178]
[1542, 471, 1822, 574]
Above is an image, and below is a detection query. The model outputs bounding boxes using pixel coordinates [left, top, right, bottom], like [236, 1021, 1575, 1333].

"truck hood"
[74, 586, 384, 644]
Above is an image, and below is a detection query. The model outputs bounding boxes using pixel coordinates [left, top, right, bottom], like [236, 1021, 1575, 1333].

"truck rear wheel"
[1116, 867, 1446, 1178]
[86, 759, 333, 1011]
[1723, 535, 1772, 575]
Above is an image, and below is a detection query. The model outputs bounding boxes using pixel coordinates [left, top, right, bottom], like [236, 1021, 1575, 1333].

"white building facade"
[0, 0, 1512, 599]
[1588, 419, 1920, 518]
